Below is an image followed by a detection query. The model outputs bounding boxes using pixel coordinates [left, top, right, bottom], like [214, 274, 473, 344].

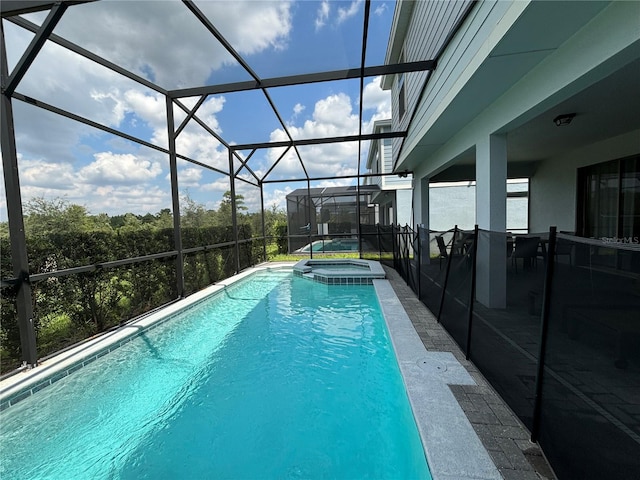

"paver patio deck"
[383, 265, 557, 480]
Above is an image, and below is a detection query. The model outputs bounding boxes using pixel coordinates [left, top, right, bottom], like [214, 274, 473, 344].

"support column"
[1, 25, 37, 365]
[476, 134, 507, 308]
[228, 149, 240, 273]
[166, 96, 185, 297]
[419, 176, 431, 265]
[260, 181, 267, 262]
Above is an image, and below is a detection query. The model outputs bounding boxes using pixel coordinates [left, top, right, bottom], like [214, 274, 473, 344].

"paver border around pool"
[0, 261, 502, 480]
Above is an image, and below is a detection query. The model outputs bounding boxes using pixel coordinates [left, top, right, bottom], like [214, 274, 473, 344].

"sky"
[0, 0, 395, 219]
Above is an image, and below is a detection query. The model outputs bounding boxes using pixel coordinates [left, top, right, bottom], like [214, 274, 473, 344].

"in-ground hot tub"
[292, 258, 386, 285]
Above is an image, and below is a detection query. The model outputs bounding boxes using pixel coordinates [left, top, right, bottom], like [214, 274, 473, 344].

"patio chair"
[555, 232, 574, 266]
[512, 236, 540, 272]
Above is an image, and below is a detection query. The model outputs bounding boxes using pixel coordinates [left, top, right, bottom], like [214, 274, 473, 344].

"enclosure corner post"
[166, 95, 185, 297]
[260, 181, 267, 263]
[1, 25, 37, 366]
[228, 148, 241, 273]
[416, 225, 421, 297]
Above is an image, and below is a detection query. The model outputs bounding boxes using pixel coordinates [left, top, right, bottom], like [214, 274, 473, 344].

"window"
[577, 155, 640, 241]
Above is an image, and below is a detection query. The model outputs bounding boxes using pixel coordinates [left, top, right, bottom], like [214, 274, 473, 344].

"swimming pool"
[295, 238, 360, 252]
[0, 268, 431, 479]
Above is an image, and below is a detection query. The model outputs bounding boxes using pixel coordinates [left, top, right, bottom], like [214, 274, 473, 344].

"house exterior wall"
[398, 0, 514, 165]
[530, 129, 640, 233]
[380, 138, 410, 190]
[395, 189, 412, 227]
[387, 0, 475, 165]
[366, 120, 411, 225]
[409, 1, 639, 226]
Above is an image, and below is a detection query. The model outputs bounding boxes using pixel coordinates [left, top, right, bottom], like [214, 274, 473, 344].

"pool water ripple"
[0, 272, 430, 480]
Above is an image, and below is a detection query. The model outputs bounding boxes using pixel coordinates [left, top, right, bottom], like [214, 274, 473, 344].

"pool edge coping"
[374, 279, 502, 480]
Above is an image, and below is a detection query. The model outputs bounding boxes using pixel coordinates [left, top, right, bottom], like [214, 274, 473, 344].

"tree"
[24, 197, 91, 236]
[217, 190, 247, 226]
[181, 193, 208, 228]
[118, 213, 146, 232]
[88, 213, 114, 232]
[154, 208, 173, 229]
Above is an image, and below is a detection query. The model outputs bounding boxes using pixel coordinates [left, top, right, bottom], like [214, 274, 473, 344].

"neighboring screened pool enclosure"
[285, 185, 379, 253]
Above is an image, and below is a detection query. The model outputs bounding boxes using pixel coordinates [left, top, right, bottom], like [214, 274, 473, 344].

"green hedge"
[0, 224, 262, 373]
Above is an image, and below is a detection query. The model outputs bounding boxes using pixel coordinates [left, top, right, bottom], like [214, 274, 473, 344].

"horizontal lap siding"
[403, 1, 512, 160]
[383, 138, 409, 187]
[391, 0, 489, 166]
[383, 138, 393, 174]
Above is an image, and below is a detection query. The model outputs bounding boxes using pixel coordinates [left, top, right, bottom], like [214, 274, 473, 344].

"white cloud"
[19, 159, 78, 190]
[263, 77, 391, 181]
[14, 147, 169, 215]
[17, 155, 170, 216]
[315, 0, 362, 30]
[123, 90, 167, 130]
[374, 3, 388, 16]
[315, 1, 331, 30]
[362, 76, 390, 111]
[175, 168, 203, 187]
[293, 103, 305, 116]
[361, 76, 391, 132]
[88, 184, 169, 215]
[337, 0, 363, 24]
[79, 152, 162, 185]
[310, 93, 357, 130]
[52, 1, 292, 89]
[263, 185, 294, 211]
[200, 178, 231, 193]
[266, 93, 360, 179]
[214, 1, 292, 54]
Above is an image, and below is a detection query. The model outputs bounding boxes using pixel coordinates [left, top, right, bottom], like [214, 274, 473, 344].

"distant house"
[365, 119, 413, 227]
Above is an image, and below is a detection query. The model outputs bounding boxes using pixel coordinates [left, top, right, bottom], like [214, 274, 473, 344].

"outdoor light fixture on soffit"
[553, 113, 576, 126]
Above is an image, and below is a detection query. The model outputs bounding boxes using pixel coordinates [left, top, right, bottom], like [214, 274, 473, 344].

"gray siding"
[407, 1, 511, 148]
[390, 0, 482, 165]
[382, 138, 393, 174]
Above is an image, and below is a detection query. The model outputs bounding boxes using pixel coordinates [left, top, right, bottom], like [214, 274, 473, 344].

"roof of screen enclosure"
[0, 0, 478, 189]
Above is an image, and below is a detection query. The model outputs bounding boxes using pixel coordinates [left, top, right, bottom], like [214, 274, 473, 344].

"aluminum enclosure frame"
[0, 0, 437, 367]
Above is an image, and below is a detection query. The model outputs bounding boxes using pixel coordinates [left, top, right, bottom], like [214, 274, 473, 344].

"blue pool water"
[0, 270, 430, 479]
